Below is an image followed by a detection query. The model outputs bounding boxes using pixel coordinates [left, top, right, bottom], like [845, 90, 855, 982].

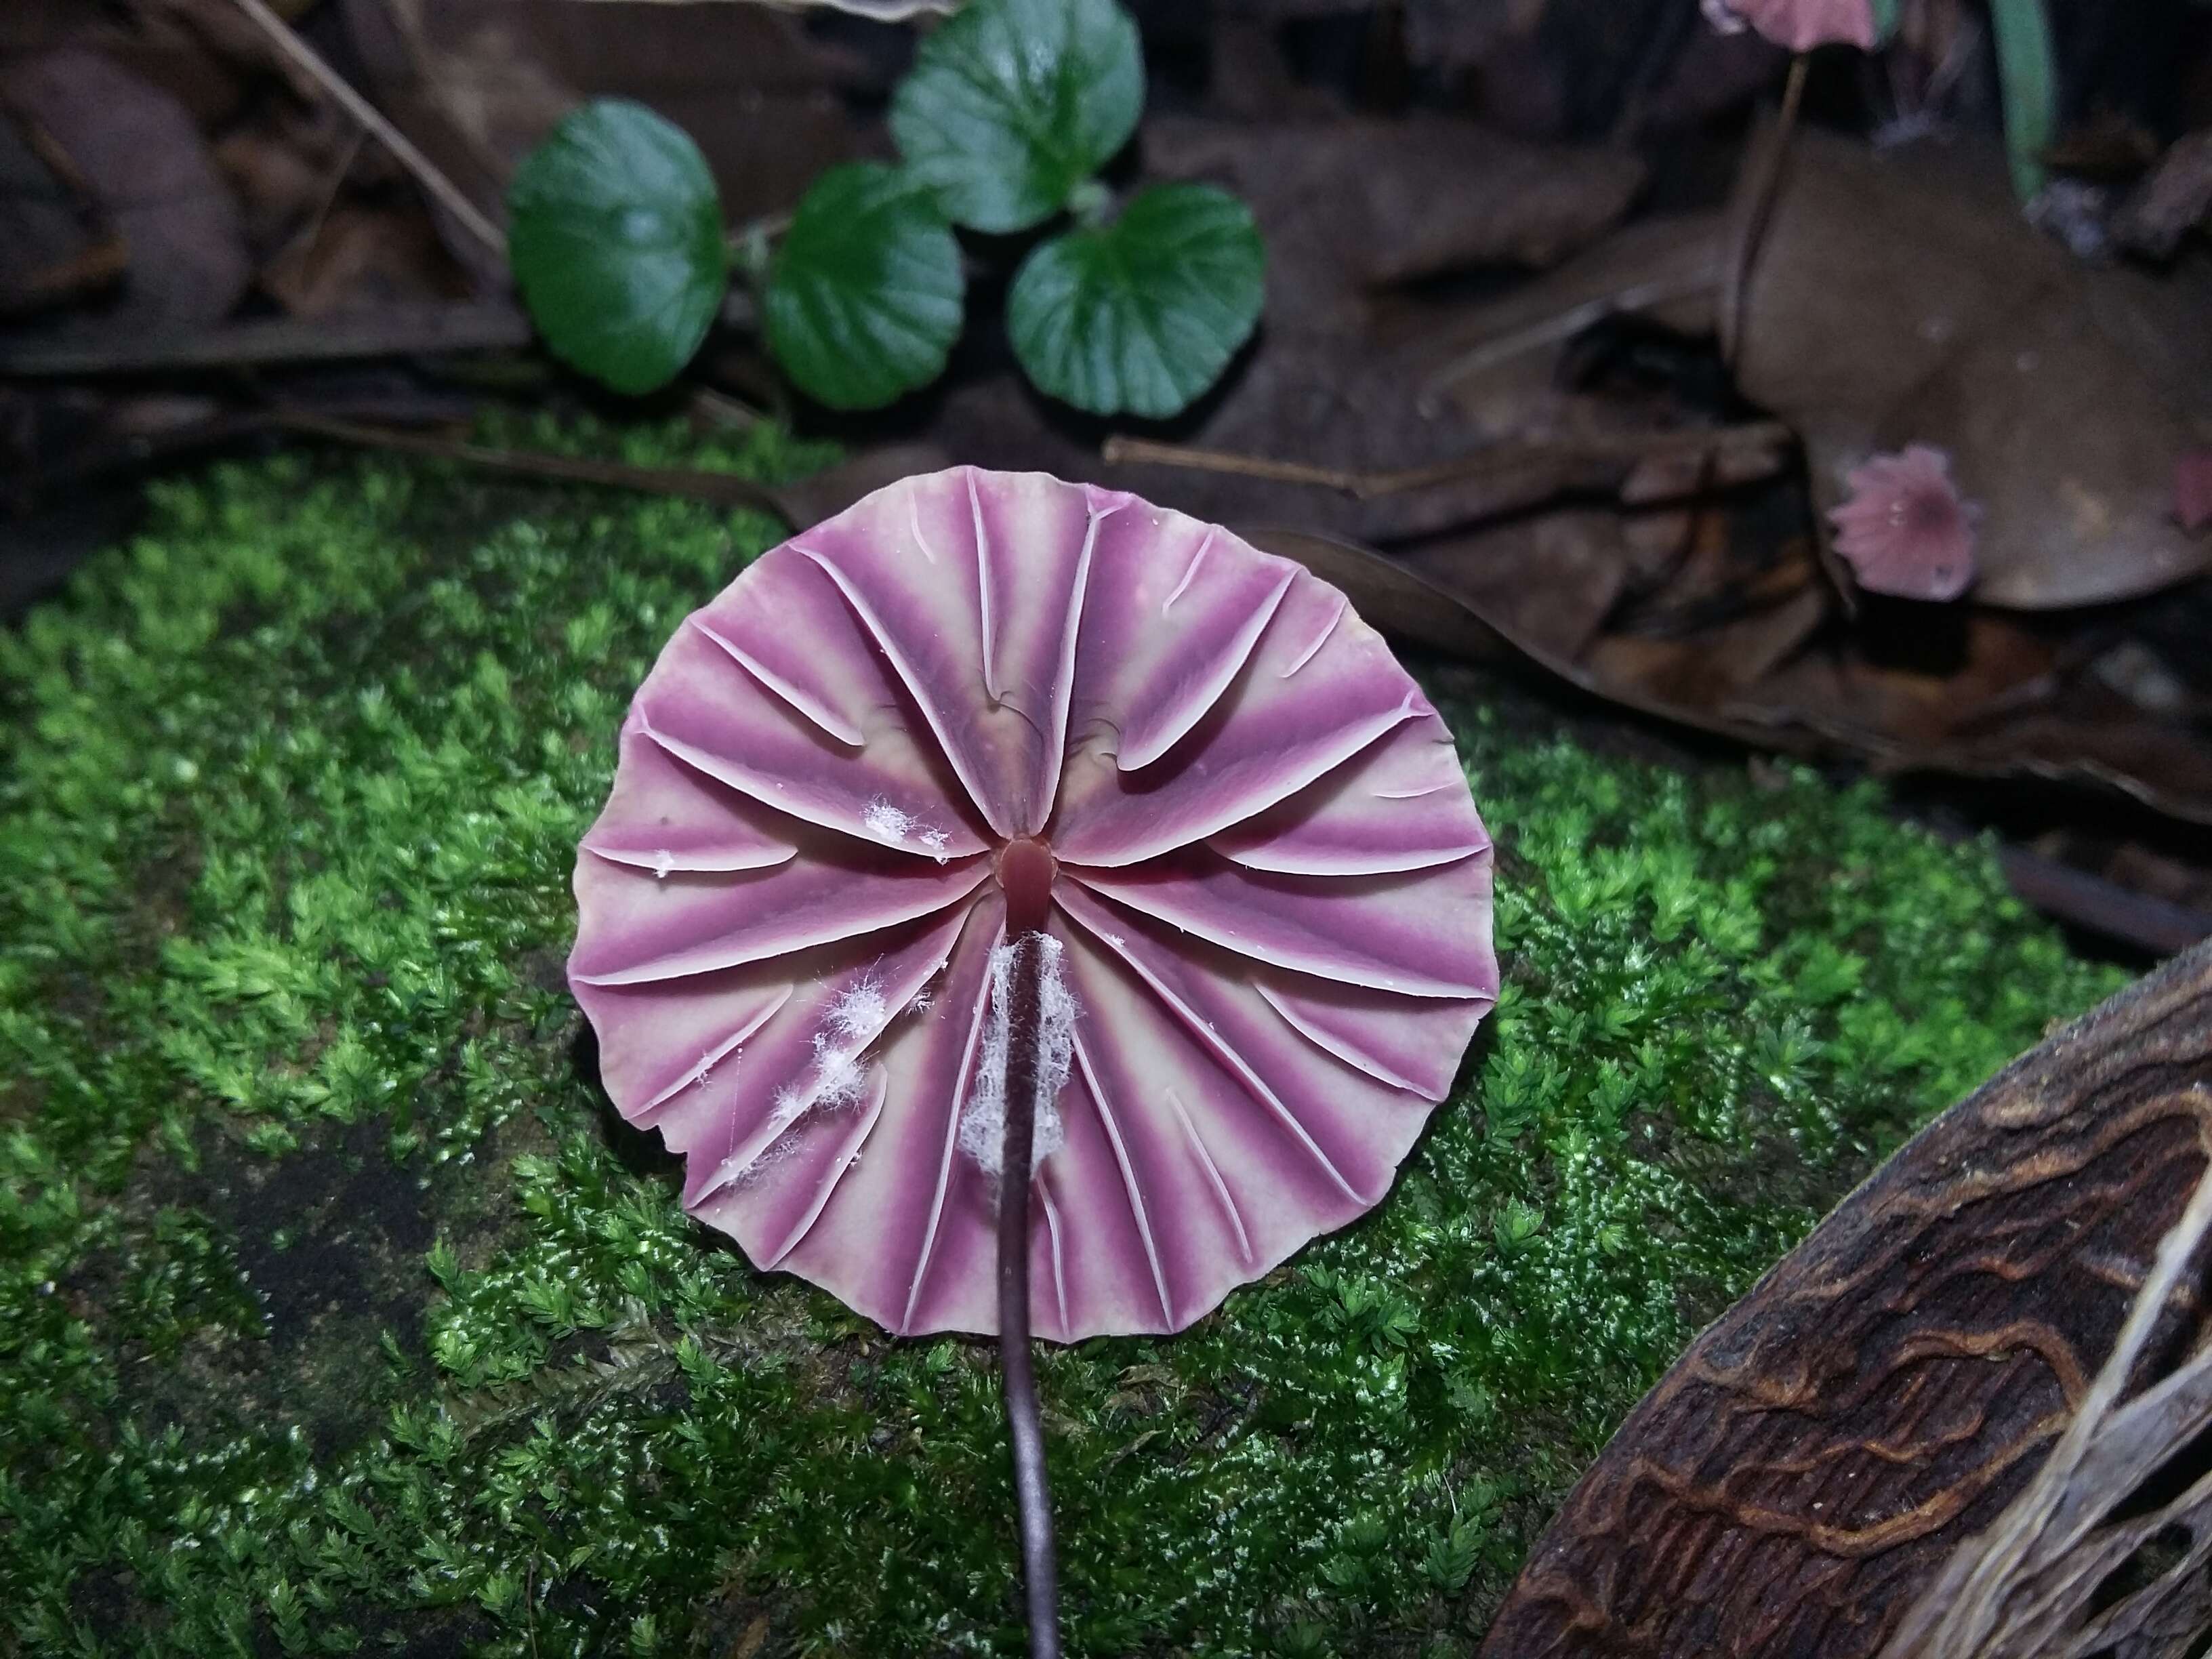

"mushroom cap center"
[996, 836, 1057, 935]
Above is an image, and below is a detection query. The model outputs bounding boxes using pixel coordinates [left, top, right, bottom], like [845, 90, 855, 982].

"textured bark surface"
[1482, 939, 2212, 1659]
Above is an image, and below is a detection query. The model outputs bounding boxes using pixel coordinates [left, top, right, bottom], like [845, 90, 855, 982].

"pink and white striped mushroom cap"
[569, 468, 1497, 1340]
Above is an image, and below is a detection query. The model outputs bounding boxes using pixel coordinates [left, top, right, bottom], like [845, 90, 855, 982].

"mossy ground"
[1, 421, 2125, 1657]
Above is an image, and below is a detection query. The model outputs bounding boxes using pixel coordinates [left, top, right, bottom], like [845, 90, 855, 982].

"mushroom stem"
[997, 926, 1061, 1659]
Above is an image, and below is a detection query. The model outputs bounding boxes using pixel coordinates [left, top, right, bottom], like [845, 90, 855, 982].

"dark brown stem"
[996, 922, 1061, 1659]
[1721, 51, 1809, 365]
[1101, 421, 1791, 501]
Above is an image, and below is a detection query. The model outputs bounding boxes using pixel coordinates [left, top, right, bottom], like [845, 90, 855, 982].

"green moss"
[0, 421, 2123, 1657]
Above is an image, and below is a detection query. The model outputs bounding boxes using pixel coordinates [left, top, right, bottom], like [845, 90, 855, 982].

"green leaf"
[763, 163, 965, 411]
[508, 99, 729, 396]
[888, 0, 1143, 234]
[1418, 1515, 1486, 1594]
[1989, 0, 2058, 201]
[1006, 182, 1264, 419]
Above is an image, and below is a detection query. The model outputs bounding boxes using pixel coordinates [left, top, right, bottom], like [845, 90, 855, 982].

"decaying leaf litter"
[13, 0, 2194, 956]
[5, 2, 2212, 1653]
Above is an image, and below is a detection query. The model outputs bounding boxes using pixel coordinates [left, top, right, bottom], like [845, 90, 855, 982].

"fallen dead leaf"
[262, 199, 470, 314]
[1147, 114, 1648, 331]
[1251, 516, 2212, 826]
[0, 106, 127, 317]
[339, 0, 878, 281]
[0, 47, 250, 335]
[2115, 128, 2212, 258]
[1734, 128, 2212, 609]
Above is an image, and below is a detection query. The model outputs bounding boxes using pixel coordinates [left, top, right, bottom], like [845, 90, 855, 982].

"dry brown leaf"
[0, 106, 127, 318]
[1147, 114, 1647, 332]
[338, 0, 876, 281]
[262, 201, 470, 315]
[2116, 129, 2212, 260]
[1431, 131, 2211, 610]
[1252, 511, 2212, 825]
[1402, 508, 1637, 661]
[1735, 129, 2212, 610]
[1230, 525, 1511, 663]
[211, 100, 359, 261]
[336, 0, 571, 283]
[0, 48, 249, 335]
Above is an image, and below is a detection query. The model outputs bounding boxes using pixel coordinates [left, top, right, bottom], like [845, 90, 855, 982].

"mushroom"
[569, 468, 1498, 1653]
[1828, 443, 1982, 602]
[1701, 0, 1878, 52]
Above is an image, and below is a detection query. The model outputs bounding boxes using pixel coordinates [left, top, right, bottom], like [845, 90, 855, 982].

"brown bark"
[1483, 939, 2212, 1658]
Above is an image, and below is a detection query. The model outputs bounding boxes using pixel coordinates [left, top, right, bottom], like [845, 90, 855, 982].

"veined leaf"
[764, 163, 964, 411]
[888, 0, 1143, 234]
[1006, 182, 1264, 419]
[508, 100, 728, 396]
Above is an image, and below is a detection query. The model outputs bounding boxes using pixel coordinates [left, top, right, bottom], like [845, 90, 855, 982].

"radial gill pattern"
[569, 468, 1498, 1339]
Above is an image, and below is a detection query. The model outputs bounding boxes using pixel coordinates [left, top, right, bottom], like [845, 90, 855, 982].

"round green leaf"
[1007, 182, 1265, 419]
[764, 163, 965, 411]
[508, 99, 729, 396]
[888, 0, 1143, 234]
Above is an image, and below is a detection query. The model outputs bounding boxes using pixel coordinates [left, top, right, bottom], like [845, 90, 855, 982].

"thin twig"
[1102, 421, 1794, 501]
[224, 0, 508, 258]
[0, 302, 533, 375]
[272, 409, 786, 515]
[1721, 52, 1809, 365]
[1989, 846, 2212, 957]
[273, 125, 367, 276]
[1101, 440, 1365, 493]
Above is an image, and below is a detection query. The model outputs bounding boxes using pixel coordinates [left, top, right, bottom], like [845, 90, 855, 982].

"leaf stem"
[1066, 179, 1113, 231]
[996, 916, 1061, 1659]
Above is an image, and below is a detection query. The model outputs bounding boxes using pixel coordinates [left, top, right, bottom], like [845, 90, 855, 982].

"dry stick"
[272, 409, 790, 516]
[224, 0, 508, 259]
[1101, 420, 1794, 500]
[0, 302, 533, 375]
[1721, 52, 1809, 366]
[276, 125, 368, 276]
[996, 840, 1062, 1659]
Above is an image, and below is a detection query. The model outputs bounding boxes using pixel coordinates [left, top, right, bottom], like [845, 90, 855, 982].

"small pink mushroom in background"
[2176, 449, 2212, 533]
[1828, 444, 1981, 602]
[569, 466, 1498, 1655]
[1702, 0, 1877, 52]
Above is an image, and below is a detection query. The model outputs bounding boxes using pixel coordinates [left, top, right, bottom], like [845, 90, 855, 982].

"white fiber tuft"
[799, 975, 884, 1116]
[1030, 937, 1075, 1168]
[863, 798, 950, 863]
[862, 797, 917, 840]
[824, 977, 886, 1044]
[958, 946, 1015, 1174]
[718, 974, 890, 1189]
[958, 935, 1076, 1179]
